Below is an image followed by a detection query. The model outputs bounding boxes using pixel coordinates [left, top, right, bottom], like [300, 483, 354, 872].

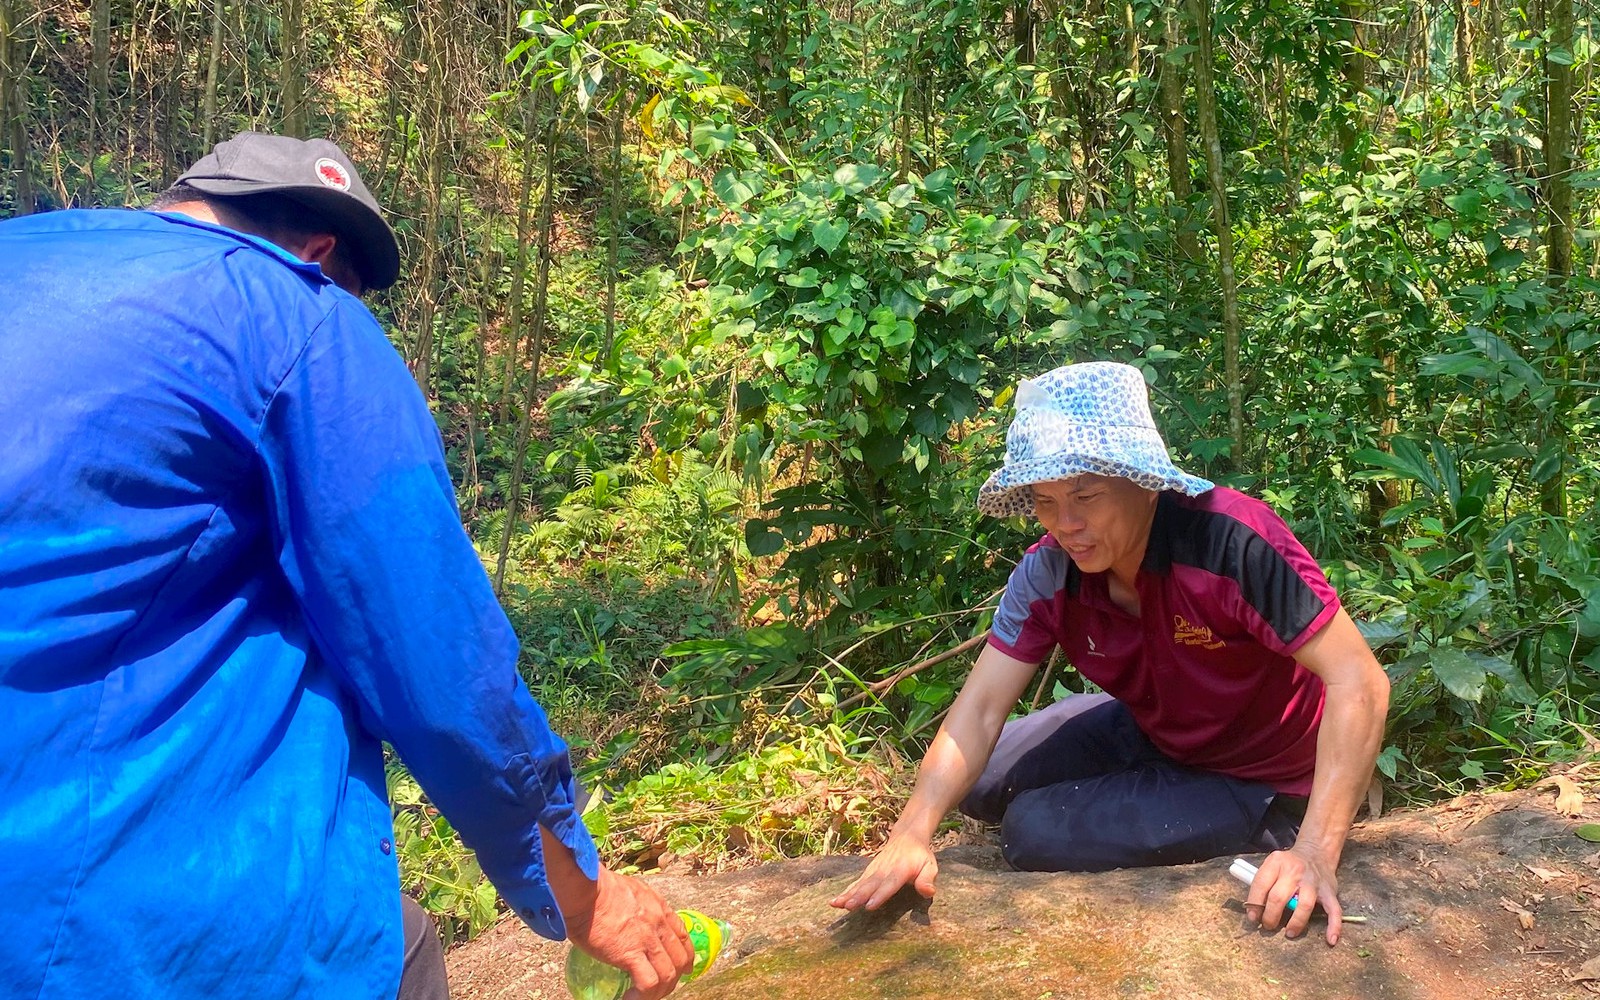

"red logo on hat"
[314, 157, 352, 191]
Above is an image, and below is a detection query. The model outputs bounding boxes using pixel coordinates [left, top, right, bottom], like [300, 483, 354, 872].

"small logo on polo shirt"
[1173, 615, 1224, 650]
[1085, 634, 1106, 657]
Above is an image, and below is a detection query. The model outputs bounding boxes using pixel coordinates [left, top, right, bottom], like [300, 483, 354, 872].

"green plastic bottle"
[565, 909, 732, 1000]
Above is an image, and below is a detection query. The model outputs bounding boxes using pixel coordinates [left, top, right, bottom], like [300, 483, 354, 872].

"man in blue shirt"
[0, 133, 693, 999]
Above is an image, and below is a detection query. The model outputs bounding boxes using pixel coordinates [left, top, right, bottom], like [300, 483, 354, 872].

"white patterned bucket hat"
[977, 361, 1214, 517]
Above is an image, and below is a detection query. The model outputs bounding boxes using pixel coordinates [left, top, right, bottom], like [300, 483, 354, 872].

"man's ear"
[297, 233, 338, 266]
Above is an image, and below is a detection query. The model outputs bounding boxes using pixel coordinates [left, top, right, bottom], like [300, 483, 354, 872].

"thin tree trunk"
[1187, 0, 1244, 468]
[202, 0, 226, 150]
[0, 0, 32, 215]
[497, 85, 541, 420]
[1337, 0, 1369, 168]
[87, 0, 110, 202]
[1542, 0, 1573, 519]
[603, 98, 623, 366]
[1545, 0, 1573, 281]
[1158, 3, 1198, 260]
[280, 0, 305, 137]
[1454, 0, 1473, 93]
[1486, 0, 1504, 82]
[410, 7, 449, 396]
[1077, 0, 1106, 213]
[495, 108, 561, 594]
[1014, 0, 1035, 64]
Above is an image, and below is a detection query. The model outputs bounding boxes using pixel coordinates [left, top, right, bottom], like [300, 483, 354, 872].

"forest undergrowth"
[5, 0, 1598, 943]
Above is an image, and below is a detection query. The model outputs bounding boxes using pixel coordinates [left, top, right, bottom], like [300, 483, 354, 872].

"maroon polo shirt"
[987, 487, 1339, 795]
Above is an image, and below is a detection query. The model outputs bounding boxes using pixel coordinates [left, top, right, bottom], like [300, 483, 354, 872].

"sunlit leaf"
[1430, 647, 1487, 702]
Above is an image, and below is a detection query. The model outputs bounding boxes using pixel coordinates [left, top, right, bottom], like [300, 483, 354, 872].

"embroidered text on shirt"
[1172, 615, 1225, 650]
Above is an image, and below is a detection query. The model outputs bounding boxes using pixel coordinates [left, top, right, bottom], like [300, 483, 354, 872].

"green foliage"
[388, 758, 500, 946]
[581, 720, 905, 870]
[690, 160, 1067, 621]
[20, 0, 1600, 928]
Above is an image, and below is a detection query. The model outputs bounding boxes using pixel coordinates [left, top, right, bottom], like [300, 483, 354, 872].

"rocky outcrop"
[448, 789, 1600, 999]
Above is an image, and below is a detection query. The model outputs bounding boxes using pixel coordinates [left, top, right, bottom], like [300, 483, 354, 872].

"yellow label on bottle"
[678, 909, 729, 981]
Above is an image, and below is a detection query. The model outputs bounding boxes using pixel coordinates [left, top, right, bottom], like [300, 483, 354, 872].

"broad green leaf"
[743, 520, 785, 557]
[812, 219, 850, 255]
[1355, 618, 1408, 649]
[1531, 439, 1565, 484]
[1376, 745, 1405, 780]
[1389, 436, 1441, 493]
[1430, 647, 1487, 703]
[1577, 824, 1600, 843]
[712, 169, 755, 208]
[833, 163, 884, 195]
[1487, 245, 1525, 272]
[1472, 652, 1538, 705]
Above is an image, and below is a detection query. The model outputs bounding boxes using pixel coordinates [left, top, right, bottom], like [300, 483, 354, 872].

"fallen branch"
[836, 632, 990, 711]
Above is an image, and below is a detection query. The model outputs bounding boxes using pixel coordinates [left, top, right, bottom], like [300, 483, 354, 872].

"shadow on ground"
[447, 787, 1600, 999]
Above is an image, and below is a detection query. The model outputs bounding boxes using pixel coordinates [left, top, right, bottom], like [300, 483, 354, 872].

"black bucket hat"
[175, 132, 400, 290]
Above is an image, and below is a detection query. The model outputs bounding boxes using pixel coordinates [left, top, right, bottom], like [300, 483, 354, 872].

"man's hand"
[540, 826, 693, 1000]
[1244, 846, 1343, 946]
[829, 834, 939, 912]
[563, 866, 695, 1000]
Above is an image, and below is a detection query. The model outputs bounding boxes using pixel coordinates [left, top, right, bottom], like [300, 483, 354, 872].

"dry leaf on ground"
[1555, 776, 1586, 817]
[1501, 897, 1537, 930]
[1575, 956, 1600, 983]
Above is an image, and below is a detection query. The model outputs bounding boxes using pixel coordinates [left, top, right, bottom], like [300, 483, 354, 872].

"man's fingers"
[1283, 884, 1315, 939]
[913, 859, 938, 899]
[1260, 880, 1298, 931]
[830, 873, 878, 911]
[1322, 893, 1343, 946]
[623, 940, 680, 1000]
[865, 878, 904, 911]
[662, 918, 694, 975]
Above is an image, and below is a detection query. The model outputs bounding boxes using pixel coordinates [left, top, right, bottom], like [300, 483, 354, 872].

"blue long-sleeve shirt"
[0, 208, 598, 999]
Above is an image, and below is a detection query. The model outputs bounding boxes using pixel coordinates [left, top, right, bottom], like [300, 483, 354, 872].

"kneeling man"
[832, 361, 1389, 945]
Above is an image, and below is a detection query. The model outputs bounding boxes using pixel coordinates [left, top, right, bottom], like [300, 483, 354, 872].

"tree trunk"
[1544, 0, 1573, 281]
[497, 86, 541, 420]
[1187, 0, 1244, 468]
[1541, 0, 1573, 519]
[0, 0, 32, 215]
[87, 0, 110, 202]
[1454, 0, 1473, 93]
[495, 108, 561, 594]
[280, 0, 305, 137]
[1077, 0, 1107, 213]
[410, 5, 450, 397]
[1158, 3, 1198, 261]
[1014, 0, 1035, 64]
[202, 0, 226, 150]
[1337, 0, 1369, 168]
[603, 98, 623, 367]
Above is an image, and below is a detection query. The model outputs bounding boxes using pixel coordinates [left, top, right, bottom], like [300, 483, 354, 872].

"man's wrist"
[541, 825, 601, 932]
[1288, 834, 1342, 869]
[889, 803, 946, 844]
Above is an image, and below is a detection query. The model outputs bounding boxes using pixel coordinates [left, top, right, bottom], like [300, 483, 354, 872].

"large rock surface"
[447, 788, 1600, 999]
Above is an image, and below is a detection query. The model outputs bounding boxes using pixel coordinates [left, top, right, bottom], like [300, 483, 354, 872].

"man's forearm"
[889, 644, 1038, 844]
[1292, 674, 1388, 866]
[891, 724, 998, 843]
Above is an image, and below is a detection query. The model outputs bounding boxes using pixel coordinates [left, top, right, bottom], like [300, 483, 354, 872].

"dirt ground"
[447, 784, 1600, 999]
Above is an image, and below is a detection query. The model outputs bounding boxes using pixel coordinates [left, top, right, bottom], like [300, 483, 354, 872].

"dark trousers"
[399, 895, 450, 1000]
[960, 694, 1307, 872]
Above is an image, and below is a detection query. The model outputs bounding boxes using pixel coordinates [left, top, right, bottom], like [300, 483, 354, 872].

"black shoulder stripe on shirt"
[1160, 503, 1327, 646]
